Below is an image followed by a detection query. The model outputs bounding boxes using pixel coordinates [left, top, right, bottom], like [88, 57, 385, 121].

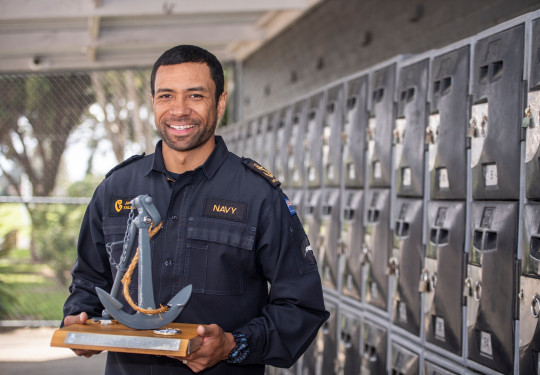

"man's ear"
[217, 91, 227, 119]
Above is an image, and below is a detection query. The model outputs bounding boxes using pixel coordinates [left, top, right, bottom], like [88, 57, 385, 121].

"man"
[62, 44, 328, 374]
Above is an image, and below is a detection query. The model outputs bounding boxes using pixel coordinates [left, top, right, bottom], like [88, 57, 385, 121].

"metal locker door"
[320, 188, 341, 290]
[425, 201, 466, 356]
[394, 59, 429, 198]
[390, 342, 420, 375]
[429, 46, 470, 200]
[320, 302, 338, 375]
[465, 201, 518, 374]
[343, 75, 369, 189]
[274, 108, 293, 186]
[336, 311, 361, 375]
[290, 100, 308, 189]
[305, 93, 325, 189]
[341, 189, 365, 301]
[391, 197, 424, 336]
[304, 189, 323, 267]
[361, 320, 387, 375]
[259, 115, 275, 174]
[364, 188, 392, 312]
[368, 63, 397, 188]
[424, 360, 459, 375]
[323, 84, 345, 188]
[273, 107, 293, 185]
[525, 18, 540, 200]
[519, 202, 540, 375]
[469, 25, 524, 200]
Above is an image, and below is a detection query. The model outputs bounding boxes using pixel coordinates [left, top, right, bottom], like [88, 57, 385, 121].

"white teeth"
[169, 124, 195, 130]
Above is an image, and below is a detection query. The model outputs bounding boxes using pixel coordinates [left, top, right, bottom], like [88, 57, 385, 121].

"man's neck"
[162, 137, 216, 174]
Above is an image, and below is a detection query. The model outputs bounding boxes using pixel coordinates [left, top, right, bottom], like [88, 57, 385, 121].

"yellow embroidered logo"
[115, 200, 123, 212]
[253, 162, 277, 183]
[213, 205, 238, 215]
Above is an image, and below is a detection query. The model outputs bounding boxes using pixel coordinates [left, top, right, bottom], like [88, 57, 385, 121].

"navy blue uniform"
[63, 136, 328, 374]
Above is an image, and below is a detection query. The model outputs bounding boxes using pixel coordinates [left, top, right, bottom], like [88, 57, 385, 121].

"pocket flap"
[187, 217, 256, 251]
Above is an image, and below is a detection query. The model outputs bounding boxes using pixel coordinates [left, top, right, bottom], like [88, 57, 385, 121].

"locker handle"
[322, 205, 332, 216]
[395, 221, 410, 238]
[530, 235, 540, 261]
[343, 208, 355, 221]
[531, 294, 540, 318]
[367, 208, 379, 223]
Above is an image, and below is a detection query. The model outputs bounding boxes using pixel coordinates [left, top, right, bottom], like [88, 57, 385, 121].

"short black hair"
[150, 45, 224, 102]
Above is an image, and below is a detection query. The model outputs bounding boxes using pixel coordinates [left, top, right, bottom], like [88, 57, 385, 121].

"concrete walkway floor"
[0, 326, 106, 375]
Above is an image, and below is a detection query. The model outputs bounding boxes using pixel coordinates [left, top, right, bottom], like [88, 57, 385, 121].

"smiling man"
[62, 45, 328, 375]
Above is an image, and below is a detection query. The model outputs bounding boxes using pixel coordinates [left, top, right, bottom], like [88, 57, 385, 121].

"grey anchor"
[96, 195, 192, 330]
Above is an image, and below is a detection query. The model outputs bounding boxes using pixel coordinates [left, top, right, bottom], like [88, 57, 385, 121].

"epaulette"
[105, 153, 145, 178]
[241, 157, 281, 188]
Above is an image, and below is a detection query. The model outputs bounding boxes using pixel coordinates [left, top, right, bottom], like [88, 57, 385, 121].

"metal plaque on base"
[51, 320, 203, 357]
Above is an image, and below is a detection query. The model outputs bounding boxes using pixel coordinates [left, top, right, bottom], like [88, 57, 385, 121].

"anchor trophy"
[96, 194, 192, 330]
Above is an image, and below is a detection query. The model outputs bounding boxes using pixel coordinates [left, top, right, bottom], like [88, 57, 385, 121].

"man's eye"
[190, 94, 204, 99]
[157, 94, 172, 99]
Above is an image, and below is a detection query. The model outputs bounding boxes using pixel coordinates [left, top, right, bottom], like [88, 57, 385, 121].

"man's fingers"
[197, 324, 219, 337]
[63, 312, 88, 327]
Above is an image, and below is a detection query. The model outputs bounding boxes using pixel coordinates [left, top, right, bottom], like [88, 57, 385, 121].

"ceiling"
[0, 0, 321, 74]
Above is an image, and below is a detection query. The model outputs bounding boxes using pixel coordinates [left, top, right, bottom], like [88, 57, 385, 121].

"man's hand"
[170, 324, 236, 373]
[63, 312, 103, 358]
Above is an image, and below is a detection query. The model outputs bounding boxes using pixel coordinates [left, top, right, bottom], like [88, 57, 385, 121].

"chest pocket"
[102, 216, 138, 289]
[184, 217, 256, 295]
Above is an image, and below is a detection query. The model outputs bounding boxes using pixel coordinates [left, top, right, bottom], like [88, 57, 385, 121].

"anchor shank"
[109, 220, 138, 299]
[137, 219, 156, 309]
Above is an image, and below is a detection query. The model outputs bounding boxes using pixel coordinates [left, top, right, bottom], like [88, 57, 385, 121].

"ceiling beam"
[0, 0, 314, 20]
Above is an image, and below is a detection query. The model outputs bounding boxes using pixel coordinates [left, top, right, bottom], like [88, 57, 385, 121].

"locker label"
[480, 331, 493, 357]
[435, 316, 446, 341]
[399, 301, 407, 323]
[437, 168, 449, 189]
[470, 103, 489, 168]
[526, 91, 540, 163]
[402, 167, 412, 186]
[371, 282, 378, 300]
[428, 114, 441, 171]
[483, 163, 498, 186]
[373, 161, 382, 179]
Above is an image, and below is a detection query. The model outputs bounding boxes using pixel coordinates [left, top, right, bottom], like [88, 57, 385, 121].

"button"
[170, 215, 178, 221]
[164, 259, 173, 267]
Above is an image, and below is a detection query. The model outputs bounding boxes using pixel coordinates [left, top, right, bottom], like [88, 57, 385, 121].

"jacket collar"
[145, 136, 228, 180]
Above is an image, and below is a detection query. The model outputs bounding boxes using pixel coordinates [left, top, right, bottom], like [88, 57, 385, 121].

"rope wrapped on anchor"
[121, 221, 168, 314]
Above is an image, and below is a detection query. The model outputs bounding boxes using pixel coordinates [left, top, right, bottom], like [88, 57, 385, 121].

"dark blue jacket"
[63, 136, 329, 374]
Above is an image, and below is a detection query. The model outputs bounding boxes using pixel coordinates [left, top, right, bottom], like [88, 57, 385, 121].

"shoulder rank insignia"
[105, 153, 145, 178]
[242, 158, 281, 188]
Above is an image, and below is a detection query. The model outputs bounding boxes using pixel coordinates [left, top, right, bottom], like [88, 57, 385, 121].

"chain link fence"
[0, 69, 162, 324]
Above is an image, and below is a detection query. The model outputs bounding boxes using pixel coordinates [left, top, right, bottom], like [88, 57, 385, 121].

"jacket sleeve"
[236, 190, 329, 367]
[62, 185, 113, 323]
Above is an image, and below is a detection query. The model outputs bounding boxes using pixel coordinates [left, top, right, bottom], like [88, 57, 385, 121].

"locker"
[343, 75, 369, 189]
[391, 198, 424, 336]
[394, 59, 429, 198]
[390, 342, 420, 375]
[273, 107, 293, 185]
[259, 114, 276, 174]
[429, 46, 470, 200]
[519, 203, 540, 375]
[368, 63, 397, 188]
[289, 100, 308, 189]
[320, 188, 341, 290]
[341, 189, 365, 301]
[304, 189, 323, 267]
[424, 360, 459, 375]
[465, 201, 518, 374]
[323, 84, 345, 188]
[470, 25, 524, 200]
[336, 311, 361, 375]
[361, 320, 387, 375]
[525, 18, 540, 199]
[305, 93, 325, 189]
[425, 201, 466, 356]
[364, 188, 392, 312]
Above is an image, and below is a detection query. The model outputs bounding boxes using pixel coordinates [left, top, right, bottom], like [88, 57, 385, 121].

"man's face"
[152, 62, 226, 153]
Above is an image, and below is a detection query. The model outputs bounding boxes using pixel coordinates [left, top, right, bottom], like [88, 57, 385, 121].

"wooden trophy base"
[51, 320, 203, 357]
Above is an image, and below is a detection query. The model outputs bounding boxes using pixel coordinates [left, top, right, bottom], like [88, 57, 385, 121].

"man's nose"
[169, 97, 192, 117]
